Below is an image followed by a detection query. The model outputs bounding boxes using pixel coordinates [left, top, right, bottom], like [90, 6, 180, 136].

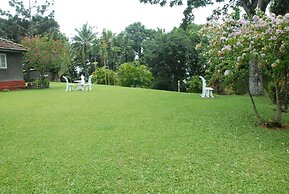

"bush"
[26, 78, 49, 89]
[187, 76, 202, 93]
[207, 72, 226, 94]
[117, 61, 154, 88]
[92, 67, 117, 85]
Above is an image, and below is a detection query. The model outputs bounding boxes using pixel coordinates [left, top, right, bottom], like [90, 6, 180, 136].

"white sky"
[0, 0, 222, 38]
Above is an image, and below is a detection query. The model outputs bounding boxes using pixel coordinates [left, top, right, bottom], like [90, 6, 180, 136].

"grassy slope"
[0, 83, 288, 193]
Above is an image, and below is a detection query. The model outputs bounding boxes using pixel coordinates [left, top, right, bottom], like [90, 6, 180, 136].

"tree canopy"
[140, 0, 289, 25]
[198, 10, 289, 124]
[21, 35, 71, 79]
[0, 0, 59, 42]
[143, 25, 203, 91]
[72, 23, 97, 76]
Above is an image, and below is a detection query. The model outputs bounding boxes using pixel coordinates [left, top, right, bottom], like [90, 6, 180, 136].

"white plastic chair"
[84, 75, 93, 91]
[199, 76, 214, 98]
[77, 74, 85, 91]
[63, 76, 74, 92]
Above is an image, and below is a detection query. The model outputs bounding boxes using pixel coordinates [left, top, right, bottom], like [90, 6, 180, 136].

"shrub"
[92, 67, 117, 85]
[117, 61, 154, 88]
[187, 76, 202, 93]
[26, 78, 49, 89]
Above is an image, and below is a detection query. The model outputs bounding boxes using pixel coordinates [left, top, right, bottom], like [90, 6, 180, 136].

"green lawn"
[0, 82, 288, 193]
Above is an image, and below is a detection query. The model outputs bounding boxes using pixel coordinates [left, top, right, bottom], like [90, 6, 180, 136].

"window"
[0, 54, 7, 69]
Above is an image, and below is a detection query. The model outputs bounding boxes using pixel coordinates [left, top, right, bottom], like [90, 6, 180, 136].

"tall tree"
[143, 27, 202, 91]
[113, 32, 136, 64]
[99, 29, 114, 85]
[0, 0, 59, 42]
[72, 23, 97, 76]
[199, 11, 289, 125]
[270, 0, 289, 15]
[140, 0, 288, 18]
[140, 0, 288, 96]
[21, 35, 71, 80]
[99, 29, 113, 69]
[123, 22, 155, 60]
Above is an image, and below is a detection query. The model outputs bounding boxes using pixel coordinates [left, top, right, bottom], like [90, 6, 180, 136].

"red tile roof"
[0, 37, 26, 52]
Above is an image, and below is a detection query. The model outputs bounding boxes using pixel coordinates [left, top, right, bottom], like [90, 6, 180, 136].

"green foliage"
[0, 0, 59, 42]
[99, 29, 117, 71]
[207, 71, 226, 94]
[21, 35, 71, 78]
[199, 10, 289, 123]
[113, 32, 135, 63]
[26, 78, 49, 89]
[270, 0, 289, 15]
[143, 27, 202, 91]
[117, 61, 154, 88]
[92, 66, 116, 85]
[72, 23, 97, 76]
[110, 22, 157, 67]
[139, 0, 217, 27]
[123, 22, 156, 60]
[207, 70, 248, 95]
[0, 82, 288, 192]
[187, 76, 202, 93]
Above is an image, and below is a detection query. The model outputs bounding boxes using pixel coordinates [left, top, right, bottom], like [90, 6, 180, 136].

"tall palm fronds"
[72, 23, 97, 76]
[99, 29, 115, 85]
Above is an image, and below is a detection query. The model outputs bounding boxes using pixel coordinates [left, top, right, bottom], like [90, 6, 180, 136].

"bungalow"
[0, 37, 26, 90]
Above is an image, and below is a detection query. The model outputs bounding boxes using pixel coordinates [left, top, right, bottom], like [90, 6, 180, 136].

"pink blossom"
[266, 29, 272, 34]
[234, 31, 242, 36]
[269, 36, 277, 40]
[269, 14, 277, 24]
[276, 29, 284, 35]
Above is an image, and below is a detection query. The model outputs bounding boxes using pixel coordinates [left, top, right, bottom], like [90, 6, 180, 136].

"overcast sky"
[0, 0, 221, 38]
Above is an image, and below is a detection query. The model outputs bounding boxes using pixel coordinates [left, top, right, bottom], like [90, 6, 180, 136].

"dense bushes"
[117, 62, 154, 88]
[92, 67, 117, 85]
[187, 76, 202, 93]
[26, 78, 50, 89]
[91, 61, 154, 89]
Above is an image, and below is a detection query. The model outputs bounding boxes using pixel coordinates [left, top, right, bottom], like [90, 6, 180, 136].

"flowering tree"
[198, 11, 289, 126]
[21, 35, 71, 80]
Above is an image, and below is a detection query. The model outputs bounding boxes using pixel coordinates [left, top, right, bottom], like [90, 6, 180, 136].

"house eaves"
[0, 37, 26, 53]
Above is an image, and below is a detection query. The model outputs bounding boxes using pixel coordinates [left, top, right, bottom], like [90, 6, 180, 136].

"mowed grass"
[0, 82, 288, 193]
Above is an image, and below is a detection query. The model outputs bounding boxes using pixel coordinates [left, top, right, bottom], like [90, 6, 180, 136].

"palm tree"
[72, 23, 97, 76]
[100, 29, 114, 85]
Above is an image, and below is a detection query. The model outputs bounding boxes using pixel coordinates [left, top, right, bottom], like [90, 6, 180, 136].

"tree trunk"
[257, 0, 271, 12]
[284, 67, 288, 112]
[243, 78, 262, 124]
[274, 80, 282, 123]
[240, 0, 271, 16]
[249, 60, 263, 96]
[55, 72, 60, 82]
